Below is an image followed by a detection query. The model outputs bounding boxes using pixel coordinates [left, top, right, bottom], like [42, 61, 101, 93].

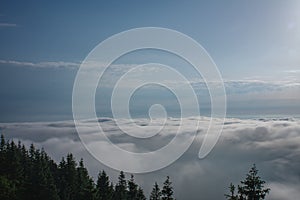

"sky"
[0, 0, 299, 121]
[0, 1, 300, 199]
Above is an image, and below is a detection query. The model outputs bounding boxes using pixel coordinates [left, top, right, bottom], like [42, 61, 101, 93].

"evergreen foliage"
[149, 182, 161, 200]
[0, 135, 148, 200]
[127, 175, 138, 200]
[0, 134, 271, 200]
[225, 164, 270, 200]
[96, 170, 113, 200]
[161, 176, 174, 200]
[225, 183, 238, 200]
[114, 171, 127, 200]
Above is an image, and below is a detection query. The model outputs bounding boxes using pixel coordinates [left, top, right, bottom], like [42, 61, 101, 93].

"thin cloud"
[0, 59, 137, 71]
[0, 59, 79, 69]
[284, 70, 300, 73]
[0, 23, 17, 27]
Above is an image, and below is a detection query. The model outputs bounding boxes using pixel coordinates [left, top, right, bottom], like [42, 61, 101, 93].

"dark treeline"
[225, 164, 270, 200]
[0, 135, 175, 200]
[0, 134, 270, 200]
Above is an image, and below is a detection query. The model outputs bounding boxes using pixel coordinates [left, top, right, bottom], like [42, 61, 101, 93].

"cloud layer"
[1, 117, 300, 199]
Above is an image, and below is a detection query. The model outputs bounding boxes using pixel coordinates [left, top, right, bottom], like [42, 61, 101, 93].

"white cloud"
[1, 59, 299, 96]
[0, 60, 79, 69]
[1, 117, 300, 199]
[0, 23, 17, 27]
[284, 69, 300, 74]
[267, 182, 300, 200]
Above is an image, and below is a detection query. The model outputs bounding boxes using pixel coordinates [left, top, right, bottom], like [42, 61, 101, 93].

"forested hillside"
[0, 135, 174, 200]
[0, 134, 270, 200]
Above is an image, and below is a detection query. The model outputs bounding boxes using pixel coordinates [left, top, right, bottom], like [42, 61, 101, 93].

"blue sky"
[0, 0, 300, 121]
[1, 2, 300, 199]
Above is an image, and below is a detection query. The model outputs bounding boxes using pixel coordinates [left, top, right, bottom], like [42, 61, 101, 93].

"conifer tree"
[238, 164, 270, 200]
[58, 154, 78, 200]
[76, 159, 95, 200]
[0, 175, 17, 200]
[150, 182, 161, 200]
[0, 134, 5, 151]
[127, 174, 138, 199]
[225, 164, 270, 200]
[225, 183, 238, 200]
[0, 135, 8, 180]
[0, 135, 172, 200]
[136, 187, 146, 200]
[0, 136, 18, 200]
[96, 170, 113, 200]
[114, 171, 127, 200]
[34, 149, 59, 200]
[161, 176, 174, 200]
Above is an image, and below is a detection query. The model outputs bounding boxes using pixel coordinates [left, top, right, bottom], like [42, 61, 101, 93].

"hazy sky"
[0, 0, 300, 121]
[1, 2, 300, 199]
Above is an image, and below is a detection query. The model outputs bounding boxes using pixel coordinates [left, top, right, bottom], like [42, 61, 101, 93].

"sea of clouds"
[1, 117, 300, 200]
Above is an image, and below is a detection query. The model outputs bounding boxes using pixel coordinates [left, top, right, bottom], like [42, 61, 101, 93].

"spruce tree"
[136, 187, 146, 200]
[6, 140, 24, 200]
[0, 134, 8, 181]
[34, 149, 59, 200]
[238, 164, 270, 200]
[96, 170, 113, 200]
[0, 175, 17, 200]
[127, 174, 138, 199]
[0, 136, 18, 200]
[161, 176, 174, 200]
[0, 134, 5, 151]
[150, 182, 161, 200]
[0, 135, 168, 200]
[114, 171, 127, 200]
[58, 154, 78, 200]
[226, 164, 270, 200]
[225, 183, 238, 200]
[76, 159, 95, 200]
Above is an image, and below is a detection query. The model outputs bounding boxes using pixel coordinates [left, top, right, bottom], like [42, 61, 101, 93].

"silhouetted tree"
[136, 187, 146, 200]
[0, 135, 176, 200]
[76, 159, 95, 200]
[127, 174, 138, 199]
[226, 164, 270, 200]
[238, 164, 270, 200]
[35, 149, 59, 200]
[114, 171, 127, 200]
[0, 134, 5, 151]
[225, 183, 238, 200]
[0, 175, 17, 200]
[150, 182, 161, 200]
[161, 176, 174, 200]
[0, 135, 60, 200]
[96, 170, 113, 200]
[58, 154, 78, 200]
